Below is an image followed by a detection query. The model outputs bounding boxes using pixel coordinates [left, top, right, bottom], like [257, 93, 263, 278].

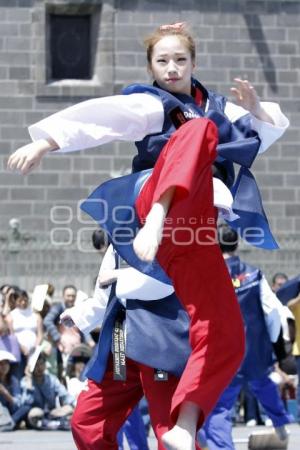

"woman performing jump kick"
[8, 23, 289, 450]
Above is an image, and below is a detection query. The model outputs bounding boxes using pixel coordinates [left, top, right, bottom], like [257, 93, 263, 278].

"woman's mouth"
[166, 78, 180, 83]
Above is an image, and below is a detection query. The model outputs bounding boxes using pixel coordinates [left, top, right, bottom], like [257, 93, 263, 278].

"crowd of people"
[0, 283, 94, 432]
[0, 262, 299, 447]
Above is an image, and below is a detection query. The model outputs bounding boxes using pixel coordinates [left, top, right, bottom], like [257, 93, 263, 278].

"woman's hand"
[230, 78, 274, 124]
[7, 139, 58, 175]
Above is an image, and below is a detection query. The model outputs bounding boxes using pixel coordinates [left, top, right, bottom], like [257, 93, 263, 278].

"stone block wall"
[0, 0, 299, 293]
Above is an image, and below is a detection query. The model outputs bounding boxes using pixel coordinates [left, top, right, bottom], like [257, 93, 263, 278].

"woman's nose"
[167, 60, 178, 73]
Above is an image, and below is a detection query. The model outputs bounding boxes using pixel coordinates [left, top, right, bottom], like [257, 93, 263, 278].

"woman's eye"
[178, 57, 187, 62]
[157, 59, 166, 63]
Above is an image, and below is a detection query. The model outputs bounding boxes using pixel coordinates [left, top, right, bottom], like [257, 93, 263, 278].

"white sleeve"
[116, 267, 174, 300]
[224, 101, 289, 154]
[94, 244, 116, 306]
[67, 297, 107, 335]
[67, 245, 117, 333]
[98, 244, 116, 278]
[259, 275, 285, 343]
[28, 93, 164, 153]
[213, 177, 239, 222]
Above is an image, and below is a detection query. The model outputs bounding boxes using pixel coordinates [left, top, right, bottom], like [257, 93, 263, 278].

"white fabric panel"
[213, 178, 239, 221]
[260, 275, 287, 343]
[224, 101, 289, 154]
[116, 267, 174, 300]
[28, 93, 164, 153]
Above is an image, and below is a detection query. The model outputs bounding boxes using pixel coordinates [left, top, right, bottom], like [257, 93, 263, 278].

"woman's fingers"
[7, 147, 28, 171]
[233, 78, 253, 97]
[230, 87, 242, 101]
[231, 78, 260, 115]
[7, 152, 19, 170]
[15, 155, 27, 172]
[7, 145, 42, 174]
[21, 157, 40, 175]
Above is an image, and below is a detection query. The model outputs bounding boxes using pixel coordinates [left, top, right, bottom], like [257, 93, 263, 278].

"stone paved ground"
[0, 424, 300, 450]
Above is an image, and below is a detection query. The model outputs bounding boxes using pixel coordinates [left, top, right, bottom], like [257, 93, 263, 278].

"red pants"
[136, 118, 245, 427]
[72, 355, 202, 450]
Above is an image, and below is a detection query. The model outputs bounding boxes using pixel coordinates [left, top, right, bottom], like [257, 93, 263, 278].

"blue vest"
[225, 256, 274, 379]
[86, 288, 191, 383]
[123, 79, 257, 188]
[122, 79, 278, 250]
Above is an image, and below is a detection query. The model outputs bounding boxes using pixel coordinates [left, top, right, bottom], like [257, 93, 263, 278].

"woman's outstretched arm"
[7, 93, 164, 175]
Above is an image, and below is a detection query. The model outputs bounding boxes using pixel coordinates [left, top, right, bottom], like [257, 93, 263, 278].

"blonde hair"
[144, 23, 196, 64]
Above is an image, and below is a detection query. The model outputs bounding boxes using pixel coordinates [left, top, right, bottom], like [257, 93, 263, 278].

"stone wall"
[1, 0, 299, 293]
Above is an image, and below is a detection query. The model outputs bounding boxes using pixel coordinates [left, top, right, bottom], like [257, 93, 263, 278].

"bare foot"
[134, 187, 176, 262]
[162, 426, 195, 450]
[133, 203, 165, 262]
[133, 221, 162, 262]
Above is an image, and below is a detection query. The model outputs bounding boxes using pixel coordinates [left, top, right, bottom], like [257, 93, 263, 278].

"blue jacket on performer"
[201, 224, 291, 450]
[225, 255, 275, 378]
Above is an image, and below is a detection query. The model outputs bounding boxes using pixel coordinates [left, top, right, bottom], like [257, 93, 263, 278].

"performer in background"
[200, 224, 291, 450]
[8, 22, 289, 450]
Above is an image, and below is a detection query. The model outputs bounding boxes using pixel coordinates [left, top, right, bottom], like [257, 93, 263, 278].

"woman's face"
[149, 35, 195, 96]
[15, 294, 29, 310]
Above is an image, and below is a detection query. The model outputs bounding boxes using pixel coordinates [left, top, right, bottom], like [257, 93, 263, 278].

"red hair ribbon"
[159, 22, 185, 31]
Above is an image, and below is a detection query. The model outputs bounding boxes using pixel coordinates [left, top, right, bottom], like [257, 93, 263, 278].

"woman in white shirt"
[5, 289, 43, 377]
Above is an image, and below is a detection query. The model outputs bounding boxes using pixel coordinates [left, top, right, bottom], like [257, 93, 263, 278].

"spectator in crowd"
[44, 285, 79, 354]
[0, 315, 21, 365]
[44, 285, 94, 378]
[5, 289, 43, 379]
[0, 350, 22, 431]
[19, 352, 75, 430]
[65, 344, 92, 401]
[0, 285, 10, 313]
[1, 285, 19, 317]
[39, 331, 60, 378]
[272, 273, 289, 294]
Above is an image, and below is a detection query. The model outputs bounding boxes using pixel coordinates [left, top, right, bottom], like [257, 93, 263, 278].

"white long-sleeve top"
[28, 93, 289, 155]
[28, 93, 289, 219]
